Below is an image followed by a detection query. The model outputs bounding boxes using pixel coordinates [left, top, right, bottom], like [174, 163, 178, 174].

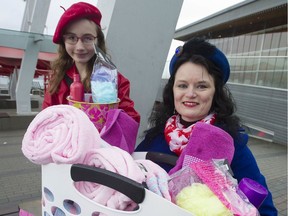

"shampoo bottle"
[70, 73, 84, 102]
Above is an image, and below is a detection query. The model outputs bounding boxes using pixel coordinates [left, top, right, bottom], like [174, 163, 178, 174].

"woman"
[42, 2, 140, 123]
[135, 37, 277, 215]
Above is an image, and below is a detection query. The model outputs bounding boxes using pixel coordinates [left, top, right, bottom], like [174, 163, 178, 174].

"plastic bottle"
[70, 73, 84, 102]
[238, 177, 268, 209]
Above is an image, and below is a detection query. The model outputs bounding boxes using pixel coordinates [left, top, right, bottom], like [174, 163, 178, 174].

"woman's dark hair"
[144, 38, 241, 142]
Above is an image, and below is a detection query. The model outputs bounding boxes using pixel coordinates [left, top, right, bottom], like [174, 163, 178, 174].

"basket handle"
[70, 164, 145, 204]
[146, 152, 178, 166]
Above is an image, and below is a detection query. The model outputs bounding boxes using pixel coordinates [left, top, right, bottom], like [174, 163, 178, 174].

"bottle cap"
[73, 73, 80, 81]
[238, 178, 268, 208]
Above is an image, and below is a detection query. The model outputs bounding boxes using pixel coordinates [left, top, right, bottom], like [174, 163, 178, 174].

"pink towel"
[135, 159, 171, 201]
[100, 109, 139, 154]
[75, 146, 146, 211]
[169, 122, 234, 175]
[22, 105, 103, 164]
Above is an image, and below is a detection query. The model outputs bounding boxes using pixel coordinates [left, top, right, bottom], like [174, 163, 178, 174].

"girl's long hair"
[48, 24, 107, 94]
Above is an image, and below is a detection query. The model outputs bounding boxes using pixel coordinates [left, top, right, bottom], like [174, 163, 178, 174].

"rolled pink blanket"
[75, 146, 146, 211]
[22, 105, 102, 164]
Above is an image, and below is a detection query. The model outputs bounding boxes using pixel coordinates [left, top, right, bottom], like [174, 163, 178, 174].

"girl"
[42, 2, 140, 123]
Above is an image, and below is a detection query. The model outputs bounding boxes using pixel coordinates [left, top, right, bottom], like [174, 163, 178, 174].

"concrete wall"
[97, 0, 183, 144]
[228, 83, 287, 146]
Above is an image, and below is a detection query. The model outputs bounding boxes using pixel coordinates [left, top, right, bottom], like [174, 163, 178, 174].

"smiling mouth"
[183, 101, 198, 106]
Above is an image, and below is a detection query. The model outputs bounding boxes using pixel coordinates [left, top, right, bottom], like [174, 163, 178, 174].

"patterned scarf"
[164, 113, 216, 156]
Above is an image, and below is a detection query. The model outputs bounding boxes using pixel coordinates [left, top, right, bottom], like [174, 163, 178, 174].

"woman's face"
[173, 61, 215, 122]
[63, 19, 97, 66]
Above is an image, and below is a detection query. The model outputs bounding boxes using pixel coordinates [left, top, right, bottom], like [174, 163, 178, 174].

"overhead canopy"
[174, 1, 287, 41]
[0, 46, 57, 77]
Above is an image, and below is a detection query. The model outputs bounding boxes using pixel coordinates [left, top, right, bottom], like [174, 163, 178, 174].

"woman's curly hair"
[144, 38, 241, 142]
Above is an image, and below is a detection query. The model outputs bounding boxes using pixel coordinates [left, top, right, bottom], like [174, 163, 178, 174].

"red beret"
[53, 2, 102, 44]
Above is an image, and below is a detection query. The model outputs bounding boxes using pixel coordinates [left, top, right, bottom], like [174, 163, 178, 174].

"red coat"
[42, 64, 140, 123]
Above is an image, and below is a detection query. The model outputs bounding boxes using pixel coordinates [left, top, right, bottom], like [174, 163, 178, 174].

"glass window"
[255, 34, 264, 54]
[215, 38, 224, 50]
[243, 71, 256, 85]
[278, 48, 286, 56]
[275, 57, 286, 70]
[229, 58, 238, 71]
[271, 32, 281, 50]
[256, 71, 265, 86]
[272, 70, 284, 88]
[264, 71, 274, 87]
[222, 38, 229, 54]
[225, 38, 233, 55]
[238, 69, 245, 83]
[279, 70, 287, 89]
[269, 49, 278, 56]
[237, 36, 245, 54]
[233, 72, 241, 84]
[229, 72, 234, 82]
[252, 58, 259, 71]
[231, 37, 239, 54]
[243, 35, 251, 54]
[279, 31, 287, 49]
[249, 35, 258, 55]
[259, 58, 269, 71]
[211, 30, 287, 89]
[263, 33, 273, 52]
[235, 58, 243, 71]
[244, 58, 255, 71]
[266, 58, 277, 71]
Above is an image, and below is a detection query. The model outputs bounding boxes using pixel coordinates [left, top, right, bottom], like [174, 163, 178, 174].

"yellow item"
[176, 183, 233, 216]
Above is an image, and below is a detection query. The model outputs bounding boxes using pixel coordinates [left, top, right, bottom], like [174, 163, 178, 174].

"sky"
[0, 0, 245, 34]
[0, 0, 245, 78]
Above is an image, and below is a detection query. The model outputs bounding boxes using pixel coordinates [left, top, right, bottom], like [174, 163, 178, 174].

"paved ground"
[247, 138, 287, 216]
[0, 130, 41, 216]
[0, 130, 287, 215]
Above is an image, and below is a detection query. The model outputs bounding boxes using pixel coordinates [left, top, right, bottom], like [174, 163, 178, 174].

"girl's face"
[63, 19, 97, 66]
[173, 62, 215, 122]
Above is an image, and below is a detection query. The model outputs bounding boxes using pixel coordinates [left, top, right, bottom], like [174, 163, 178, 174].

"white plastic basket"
[42, 163, 193, 216]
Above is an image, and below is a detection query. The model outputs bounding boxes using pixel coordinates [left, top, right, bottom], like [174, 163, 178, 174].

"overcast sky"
[0, 0, 245, 34]
[0, 0, 245, 78]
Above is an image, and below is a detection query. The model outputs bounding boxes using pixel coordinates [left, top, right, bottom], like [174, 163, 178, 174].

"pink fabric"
[22, 105, 103, 164]
[100, 109, 139, 154]
[169, 122, 235, 175]
[75, 146, 146, 211]
[135, 159, 171, 201]
[191, 161, 258, 216]
[191, 161, 233, 209]
[19, 209, 34, 216]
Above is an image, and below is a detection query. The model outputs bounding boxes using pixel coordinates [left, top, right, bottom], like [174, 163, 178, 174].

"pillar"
[97, 0, 183, 143]
[16, 0, 51, 114]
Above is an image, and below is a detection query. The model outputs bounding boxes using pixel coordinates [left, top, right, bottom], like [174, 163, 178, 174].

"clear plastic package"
[91, 45, 118, 104]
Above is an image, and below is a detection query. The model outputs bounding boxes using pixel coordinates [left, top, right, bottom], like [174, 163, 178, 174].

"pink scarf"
[164, 113, 216, 155]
